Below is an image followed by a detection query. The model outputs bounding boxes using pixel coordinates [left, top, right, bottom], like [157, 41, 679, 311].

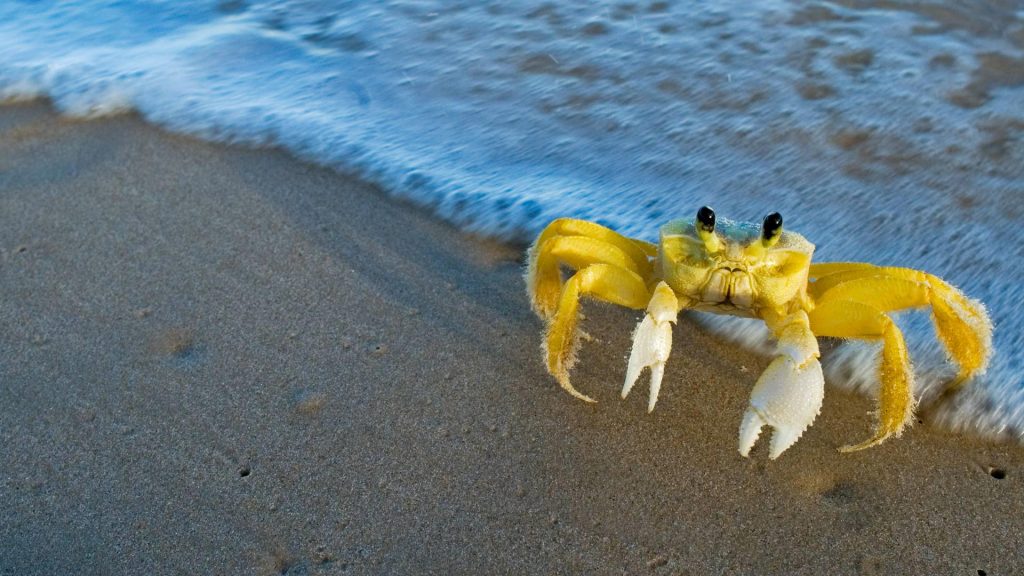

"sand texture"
[2, 102, 1023, 575]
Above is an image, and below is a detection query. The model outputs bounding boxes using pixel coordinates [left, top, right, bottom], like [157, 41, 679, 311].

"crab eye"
[696, 206, 716, 233]
[762, 212, 783, 246]
[695, 206, 722, 252]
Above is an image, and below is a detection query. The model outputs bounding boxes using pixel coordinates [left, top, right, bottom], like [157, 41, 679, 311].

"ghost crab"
[525, 207, 993, 459]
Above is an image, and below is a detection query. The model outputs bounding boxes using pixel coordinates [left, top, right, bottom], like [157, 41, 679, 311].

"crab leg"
[739, 310, 825, 459]
[544, 263, 651, 402]
[622, 282, 682, 412]
[526, 218, 655, 320]
[809, 264, 992, 393]
[809, 300, 914, 451]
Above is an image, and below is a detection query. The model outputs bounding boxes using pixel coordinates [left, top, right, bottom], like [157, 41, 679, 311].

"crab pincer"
[738, 355, 825, 459]
[622, 282, 679, 412]
[739, 311, 824, 459]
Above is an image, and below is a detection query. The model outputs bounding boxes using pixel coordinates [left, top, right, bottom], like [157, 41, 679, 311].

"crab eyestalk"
[696, 206, 722, 253]
[761, 212, 783, 248]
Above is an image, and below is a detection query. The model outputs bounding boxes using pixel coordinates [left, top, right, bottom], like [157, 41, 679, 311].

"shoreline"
[2, 101, 1023, 574]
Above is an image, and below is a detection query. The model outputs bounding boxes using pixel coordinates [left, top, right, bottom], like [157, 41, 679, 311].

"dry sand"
[1, 102, 1022, 574]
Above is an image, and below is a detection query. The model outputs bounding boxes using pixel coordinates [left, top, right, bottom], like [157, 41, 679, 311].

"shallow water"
[1, 0, 1022, 441]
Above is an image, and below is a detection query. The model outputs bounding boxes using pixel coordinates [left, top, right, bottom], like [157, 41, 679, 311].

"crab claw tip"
[739, 408, 808, 459]
[768, 425, 805, 460]
[738, 409, 765, 458]
[646, 364, 664, 413]
[621, 369, 640, 399]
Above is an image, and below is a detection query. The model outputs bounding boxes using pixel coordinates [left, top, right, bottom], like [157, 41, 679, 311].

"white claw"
[622, 315, 673, 412]
[768, 423, 805, 460]
[737, 355, 825, 460]
[622, 282, 678, 413]
[738, 409, 766, 458]
[647, 364, 664, 413]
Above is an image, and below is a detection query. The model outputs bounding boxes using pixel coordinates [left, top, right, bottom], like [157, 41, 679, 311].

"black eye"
[762, 212, 783, 240]
[696, 206, 716, 233]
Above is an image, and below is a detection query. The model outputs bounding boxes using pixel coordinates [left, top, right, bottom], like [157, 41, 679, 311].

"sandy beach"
[2, 101, 1023, 574]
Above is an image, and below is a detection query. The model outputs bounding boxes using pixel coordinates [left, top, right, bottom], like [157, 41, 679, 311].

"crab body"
[525, 208, 993, 459]
[658, 216, 813, 317]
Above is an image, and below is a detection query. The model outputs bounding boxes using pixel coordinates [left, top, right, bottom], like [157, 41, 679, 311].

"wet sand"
[1, 102, 1023, 574]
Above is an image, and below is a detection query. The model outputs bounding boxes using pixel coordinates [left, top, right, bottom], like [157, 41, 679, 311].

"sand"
[1, 101, 1022, 575]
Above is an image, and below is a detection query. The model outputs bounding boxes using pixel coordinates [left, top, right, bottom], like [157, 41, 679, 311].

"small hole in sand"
[989, 468, 1006, 480]
[239, 466, 251, 478]
[978, 570, 987, 576]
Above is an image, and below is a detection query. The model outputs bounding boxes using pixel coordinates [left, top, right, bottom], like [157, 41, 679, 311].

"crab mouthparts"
[701, 267, 754, 308]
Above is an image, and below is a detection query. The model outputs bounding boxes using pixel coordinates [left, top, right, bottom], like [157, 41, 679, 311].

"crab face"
[658, 207, 814, 313]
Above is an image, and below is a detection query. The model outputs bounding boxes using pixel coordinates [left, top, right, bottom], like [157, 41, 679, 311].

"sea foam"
[2, 0, 1023, 441]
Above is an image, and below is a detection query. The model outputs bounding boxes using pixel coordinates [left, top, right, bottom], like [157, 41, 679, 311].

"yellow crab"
[525, 207, 993, 459]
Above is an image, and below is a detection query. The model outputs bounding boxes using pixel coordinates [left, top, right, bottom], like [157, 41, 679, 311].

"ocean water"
[2, 1, 1023, 441]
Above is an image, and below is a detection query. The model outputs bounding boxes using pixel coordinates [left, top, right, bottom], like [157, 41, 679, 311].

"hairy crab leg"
[622, 282, 684, 413]
[739, 310, 825, 459]
[544, 263, 651, 402]
[529, 236, 643, 321]
[526, 218, 654, 320]
[810, 266, 993, 392]
[808, 300, 915, 452]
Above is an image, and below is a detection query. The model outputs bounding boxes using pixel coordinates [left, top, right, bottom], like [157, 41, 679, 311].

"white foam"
[2, 0, 1022, 442]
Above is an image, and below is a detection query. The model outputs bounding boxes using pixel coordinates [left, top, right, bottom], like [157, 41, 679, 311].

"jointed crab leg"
[622, 282, 685, 413]
[807, 265, 993, 451]
[544, 263, 651, 402]
[810, 264, 992, 391]
[809, 300, 914, 452]
[526, 219, 659, 400]
[739, 310, 825, 459]
[526, 218, 655, 319]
